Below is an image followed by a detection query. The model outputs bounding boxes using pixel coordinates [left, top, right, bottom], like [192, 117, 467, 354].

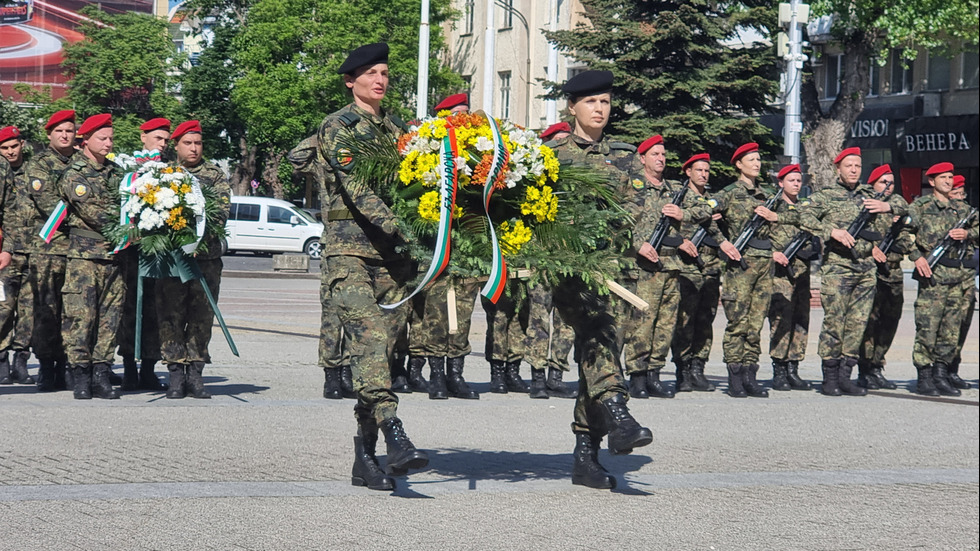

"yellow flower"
[540, 145, 560, 182]
[418, 190, 442, 222]
[499, 219, 532, 254]
[520, 185, 558, 222]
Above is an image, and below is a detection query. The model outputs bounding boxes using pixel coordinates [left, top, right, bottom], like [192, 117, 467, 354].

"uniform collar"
[350, 103, 386, 124]
[569, 133, 610, 155]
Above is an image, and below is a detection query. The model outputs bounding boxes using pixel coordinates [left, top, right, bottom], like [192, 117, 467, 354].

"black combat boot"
[390, 355, 410, 394]
[647, 368, 675, 398]
[406, 356, 429, 392]
[91, 363, 120, 399]
[36, 358, 58, 392]
[947, 362, 970, 390]
[529, 368, 548, 399]
[628, 371, 649, 399]
[322, 368, 342, 399]
[675, 360, 693, 393]
[915, 365, 939, 396]
[340, 365, 356, 399]
[0, 351, 11, 384]
[771, 361, 791, 391]
[351, 420, 395, 491]
[742, 363, 769, 398]
[139, 359, 167, 391]
[427, 356, 448, 400]
[870, 365, 897, 390]
[379, 417, 429, 475]
[932, 362, 961, 397]
[8, 351, 35, 385]
[121, 355, 140, 391]
[504, 361, 530, 393]
[72, 364, 92, 400]
[186, 361, 212, 399]
[786, 360, 811, 390]
[598, 394, 653, 455]
[55, 357, 69, 390]
[838, 358, 867, 396]
[689, 358, 715, 392]
[857, 360, 880, 390]
[447, 356, 479, 399]
[166, 363, 187, 399]
[546, 367, 577, 398]
[571, 433, 616, 490]
[820, 359, 842, 396]
[488, 360, 508, 393]
[726, 363, 747, 398]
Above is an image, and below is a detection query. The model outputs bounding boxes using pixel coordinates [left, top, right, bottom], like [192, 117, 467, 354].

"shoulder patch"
[32, 179, 43, 191]
[631, 178, 645, 190]
[338, 112, 361, 128]
[74, 184, 88, 197]
[335, 147, 353, 167]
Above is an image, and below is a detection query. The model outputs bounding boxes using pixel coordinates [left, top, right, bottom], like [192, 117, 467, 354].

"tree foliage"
[546, 0, 780, 184]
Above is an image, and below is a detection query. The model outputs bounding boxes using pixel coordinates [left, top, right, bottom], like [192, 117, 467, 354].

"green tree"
[546, 0, 780, 184]
[801, 0, 980, 187]
[60, 6, 183, 152]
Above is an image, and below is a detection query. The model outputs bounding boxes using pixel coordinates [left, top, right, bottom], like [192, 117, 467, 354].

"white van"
[225, 196, 324, 258]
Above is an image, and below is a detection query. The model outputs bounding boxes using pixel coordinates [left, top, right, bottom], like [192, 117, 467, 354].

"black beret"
[561, 70, 614, 98]
[337, 42, 389, 75]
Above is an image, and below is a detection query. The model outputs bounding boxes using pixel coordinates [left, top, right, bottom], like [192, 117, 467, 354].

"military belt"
[326, 209, 354, 221]
[747, 238, 771, 250]
[70, 228, 105, 241]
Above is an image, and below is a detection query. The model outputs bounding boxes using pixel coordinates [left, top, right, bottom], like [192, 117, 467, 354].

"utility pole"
[545, 0, 561, 125]
[482, 0, 496, 115]
[416, 0, 431, 120]
[779, 1, 809, 164]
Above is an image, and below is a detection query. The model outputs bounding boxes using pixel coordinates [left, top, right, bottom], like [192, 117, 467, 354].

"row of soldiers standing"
[0, 112, 231, 400]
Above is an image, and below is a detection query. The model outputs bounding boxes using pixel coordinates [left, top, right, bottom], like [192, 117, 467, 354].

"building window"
[500, 0, 514, 29]
[961, 48, 979, 88]
[926, 52, 951, 91]
[499, 71, 512, 120]
[823, 54, 841, 99]
[889, 49, 913, 94]
[869, 57, 880, 97]
[463, 0, 475, 35]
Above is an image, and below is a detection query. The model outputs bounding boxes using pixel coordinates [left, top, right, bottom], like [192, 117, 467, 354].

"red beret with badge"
[45, 110, 76, 131]
[170, 120, 203, 142]
[925, 162, 954, 177]
[638, 135, 664, 155]
[0, 126, 21, 145]
[77, 113, 112, 137]
[867, 164, 892, 185]
[140, 118, 172, 133]
[777, 164, 801, 180]
[683, 153, 710, 171]
[730, 142, 758, 164]
[434, 93, 468, 112]
[539, 122, 571, 141]
[833, 147, 861, 164]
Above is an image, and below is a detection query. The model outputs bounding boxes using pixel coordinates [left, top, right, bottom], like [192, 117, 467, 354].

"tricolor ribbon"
[39, 201, 67, 243]
[479, 114, 510, 304]
[381, 127, 461, 309]
[112, 172, 139, 253]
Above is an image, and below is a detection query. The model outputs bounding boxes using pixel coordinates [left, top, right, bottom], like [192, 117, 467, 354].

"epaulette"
[338, 112, 361, 128]
[70, 159, 88, 171]
[608, 141, 636, 152]
[544, 137, 568, 148]
[721, 182, 738, 193]
[388, 114, 408, 133]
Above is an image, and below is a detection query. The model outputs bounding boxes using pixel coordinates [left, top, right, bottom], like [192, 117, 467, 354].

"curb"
[221, 270, 320, 280]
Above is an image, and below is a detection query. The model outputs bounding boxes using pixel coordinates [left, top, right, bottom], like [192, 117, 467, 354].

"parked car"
[225, 196, 324, 258]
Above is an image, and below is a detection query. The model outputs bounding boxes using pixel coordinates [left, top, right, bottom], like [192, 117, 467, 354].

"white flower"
[422, 170, 440, 185]
[154, 187, 178, 210]
[124, 195, 142, 217]
[475, 136, 495, 152]
[138, 208, 164, 230]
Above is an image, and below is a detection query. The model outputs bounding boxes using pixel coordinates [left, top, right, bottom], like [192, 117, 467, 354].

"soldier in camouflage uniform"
[713, 143, 779, 398]
[116, 117, 172, 392]
[799, 147, 906, 396]
[946, 176, 974, 390]
[26, 110, 77, 391]
[907, 162, 978, 397]
[58, 113, 124, 400]
[857, 165, 908, 390]
[548, 70, 652, 490]
[484, 281, 530, 395]
[154, 120, 232, 399]
[0, 126, 37, 385]
[671, 153, 723, 392]
[317, 43, 428, 491]
[766, 164, 815, 391]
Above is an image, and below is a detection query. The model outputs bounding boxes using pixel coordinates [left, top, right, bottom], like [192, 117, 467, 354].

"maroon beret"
[638, 135, 664, 155]
[170, 120, 203, 142]
[0, 126, 21, 145]
[777, 164, 801, 180]
[867, 164, 892, 185]
[539, 122, 572, 141]
[683, 153, 710, 171]
[434, 93, 468, 112]
[925, 162, 954, 177]
[833, 147, 861, 164]
[140, 118, 172, 133]
[45, 110, 76, 131]
[77, 113, 113, 137]
[730, 142, 758, 164]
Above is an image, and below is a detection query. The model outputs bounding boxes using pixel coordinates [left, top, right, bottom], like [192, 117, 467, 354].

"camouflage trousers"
[952, 288, 976, 369]
[523, 280, 574, 372]
[768, 267, 810, 362]
[623, 268, 679, 373]
[116, 249, 161, 361]
[408, 277, 479, 358]
[817, 264, 876, 360]
[318, 257, 351, 369]
[61, 257, 125, 366]
[552, 277, 628, 435]
[671, 270, 720, 363]
[721, 256, 773, 364]
[859, 276, 903, 366]
[483, 280, 528, 363]
[913, 276, 975, 368]
[321, 255, 409, 425]
[29, 253, 66, 361]
[0, 252, 33, 352]
[155, 258, 222, 364]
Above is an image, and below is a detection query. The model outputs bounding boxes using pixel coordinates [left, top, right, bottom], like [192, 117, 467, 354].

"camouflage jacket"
[58, 155, 123, 261]
[1, 160, 40, 254]
[799, 178, 908, 272]
[907, 195, 978, 285]
[0, 158, 11, 249]
[675, 184, 724, 275]
[184, 160, 232, 260]
[876, 213, 914, 284]
[316, 103, 405, 260]
[768, 194, 817, 277]
[629, 178, 713, 273]
[26, 146, 76, 255]
[714, 179, 780, 259]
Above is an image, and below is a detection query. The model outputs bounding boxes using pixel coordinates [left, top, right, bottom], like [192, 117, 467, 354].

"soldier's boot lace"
[571, 433, 616, 490]
[771, 361, 792, 391]
[351, 420, 395, 491]
[599, 393, 653, 455]
[427, 356, 448, 400]
[488, 359, 508, 393]
[379, 417, 429, 475]
[504, 361, 529, 393]
[322, 367, 342, 399]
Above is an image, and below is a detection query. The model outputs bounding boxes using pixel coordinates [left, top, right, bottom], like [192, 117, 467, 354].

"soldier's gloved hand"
[871, 246, 887, 264]
[0, 251, 10, 270]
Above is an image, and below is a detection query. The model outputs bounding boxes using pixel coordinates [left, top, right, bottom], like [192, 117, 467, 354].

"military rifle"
[645, 182, 689, 270]
[730, 191, 781, 269]
[844, 181, 893, 258]
[779, 230, 812, 279]
[875, 215, 909, 277]
[925, 207, 979, 270]
[689, 225, 709, 269]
